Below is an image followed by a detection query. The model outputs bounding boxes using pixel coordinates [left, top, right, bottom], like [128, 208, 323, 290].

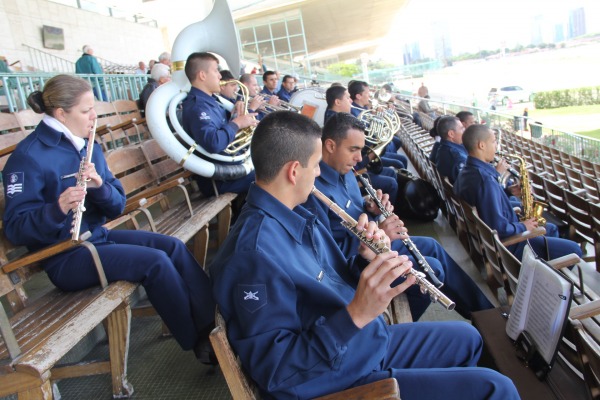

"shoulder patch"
[237, 284, 267, 314]
[6, 172, 24, 198]
[198, 111, 211, 121]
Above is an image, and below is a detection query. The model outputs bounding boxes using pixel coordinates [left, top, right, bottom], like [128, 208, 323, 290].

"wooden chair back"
[0, 113, 22, 135]
[473, 212, 507, 298]
[459, 199, 486, 271]
[13, 109, 42, 134]
[104, 145, 158, 199]
[210, 310, 401, 400]
[542, 177, 569, 224]
[589, 203, 600, 273]
[494, 235, 521, 300]
[210, 310, 260, 400]
[562, 188, 594, 251]
[571, 319, 600, 400]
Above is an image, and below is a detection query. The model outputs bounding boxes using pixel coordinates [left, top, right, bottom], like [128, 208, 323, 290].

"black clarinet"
[355, 171, 444, 288]
[312, 187, 455, 310]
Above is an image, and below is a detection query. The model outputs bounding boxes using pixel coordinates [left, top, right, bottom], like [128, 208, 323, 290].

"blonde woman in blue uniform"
[2, 75, 216, 363]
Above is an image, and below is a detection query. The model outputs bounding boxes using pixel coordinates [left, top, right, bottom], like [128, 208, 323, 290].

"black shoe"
[194, 338, 218, 366]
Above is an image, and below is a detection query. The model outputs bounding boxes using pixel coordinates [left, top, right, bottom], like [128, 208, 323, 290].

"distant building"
[568, 7, 586, 39]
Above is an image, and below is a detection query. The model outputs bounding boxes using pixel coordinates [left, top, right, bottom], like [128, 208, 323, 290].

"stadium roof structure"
[232, 0, 410, 61]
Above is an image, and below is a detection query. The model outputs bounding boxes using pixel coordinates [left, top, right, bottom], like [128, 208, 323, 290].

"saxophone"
[503, 154, 546, 226]
[71, 119, 97, 242]
[354, 170, 443, 288]
[311, 187, 455, 310]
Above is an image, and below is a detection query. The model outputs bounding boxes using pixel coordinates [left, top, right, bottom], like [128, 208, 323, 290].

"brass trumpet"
[218, 80, 255, 155]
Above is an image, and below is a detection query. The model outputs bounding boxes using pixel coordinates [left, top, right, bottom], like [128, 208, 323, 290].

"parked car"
[488, 86, 534, 105]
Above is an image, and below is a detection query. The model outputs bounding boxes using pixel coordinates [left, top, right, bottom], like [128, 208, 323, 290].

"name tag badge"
[345, 200, 351, 209]
[316, 271, 324, 282]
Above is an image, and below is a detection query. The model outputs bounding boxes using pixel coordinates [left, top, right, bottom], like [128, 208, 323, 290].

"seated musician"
[303, 113, 494, 321]
[454, 124, 582, 261]
[2, 75, 216, 363]
[181, 52, 258, 196]
[209, 110, 519, 400]
[348, 80, 408, 170]
[433, 116, 467, 184]
[260, 70, 280, 98]
[239, 73, 274, 120]
[324, 86, 398, 204]
[276, 74, 295, 102]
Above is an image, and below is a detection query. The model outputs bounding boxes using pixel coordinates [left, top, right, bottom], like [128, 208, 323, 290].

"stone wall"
[0, 0, 167, 72]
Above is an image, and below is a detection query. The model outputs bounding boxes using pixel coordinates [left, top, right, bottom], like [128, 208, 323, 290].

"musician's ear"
[54, 108, 66, 124]
[323, 138, 336, 155]
[286, 160, 301, 185]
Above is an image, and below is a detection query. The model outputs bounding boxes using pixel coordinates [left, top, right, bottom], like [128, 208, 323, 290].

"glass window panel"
[258, 42, 274, 58]
[242, 43, 258, 57]
[273, 38, 289, 56]
[287, 19, 302, 35]
[289, 35, 305, 53]
[270, 22, 287, 38]
[255, 25, 271, 42]
[239, 28, 256, 45]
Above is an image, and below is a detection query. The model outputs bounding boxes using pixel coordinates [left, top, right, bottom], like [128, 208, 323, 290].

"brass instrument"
[71, 119, 97, 242]
[218, 80, 255, 155]
[503, 154, 546, 226]
[354, 107, 395, 156]
[256, 94, 302, 113]
[311, 187, 455, 310]
[354, 171, 444, 288]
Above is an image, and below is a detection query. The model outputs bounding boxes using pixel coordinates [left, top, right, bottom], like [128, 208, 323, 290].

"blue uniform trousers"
[196, 170, 256, 196]
[393, 237, 494, 320]
[353, 322, 520, 400]
[512, 222, 582, 261]
[43, 230, 214, 350]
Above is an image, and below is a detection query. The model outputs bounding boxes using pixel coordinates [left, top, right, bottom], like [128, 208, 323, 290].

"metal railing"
[0, 73, 147, 112]
[395, 93, 600, 163]
[23, 44, 75, 73]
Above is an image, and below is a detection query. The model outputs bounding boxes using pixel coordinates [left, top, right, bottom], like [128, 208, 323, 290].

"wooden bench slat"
[15, 281, 136, 377]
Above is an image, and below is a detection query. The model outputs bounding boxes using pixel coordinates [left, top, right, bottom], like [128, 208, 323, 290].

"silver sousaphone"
[146, 0, 253, 179]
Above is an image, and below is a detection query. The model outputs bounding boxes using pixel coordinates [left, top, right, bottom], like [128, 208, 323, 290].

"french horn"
[146, 0, 253, 179]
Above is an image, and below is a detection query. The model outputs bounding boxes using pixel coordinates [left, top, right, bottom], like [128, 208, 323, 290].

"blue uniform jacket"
[277, 88, 293, 102]
[434, 139, 467, 184]
[304, 162, 370, 258]
[323, 109, 337, 125]
[181, 87, 239, 155]
[350, 102, 366, 118]
[428, 140, 440, 163]
[454, 156, 526, 240]
[210, 184, 387, 400]
[2, 121, 125, 251]
[260, 87, 277, 97]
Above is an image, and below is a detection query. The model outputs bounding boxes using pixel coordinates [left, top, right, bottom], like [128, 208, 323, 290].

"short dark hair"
[348, 80, 368, 100]
[239, 73, 253, 85]
[437, 116, 460, 140]
[262, 70, 276, 82]
[251, 111, 322, 183]
[185, 52, 218, 82]
[282, 74, 294, 84]
[462, 124, 491, 153]
[325, 86, 347, 109]
[220, 69, 235, 81]
[455, 111, 474, 123]
[322, 112, 365, 145]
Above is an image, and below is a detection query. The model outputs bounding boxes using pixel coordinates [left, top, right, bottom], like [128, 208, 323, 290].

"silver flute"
[71, 119, 97, 242]
[311, 187, 455, 310]
[355, 171, 444, 288]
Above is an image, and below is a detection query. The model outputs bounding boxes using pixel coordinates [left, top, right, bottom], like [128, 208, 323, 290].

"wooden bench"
[105, 140, 236, 266]
[210, 310, 401, 400]
[0, 207, 139, 399]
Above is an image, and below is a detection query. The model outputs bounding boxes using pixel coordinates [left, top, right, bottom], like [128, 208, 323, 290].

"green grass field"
[504, 104, 600, 138]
